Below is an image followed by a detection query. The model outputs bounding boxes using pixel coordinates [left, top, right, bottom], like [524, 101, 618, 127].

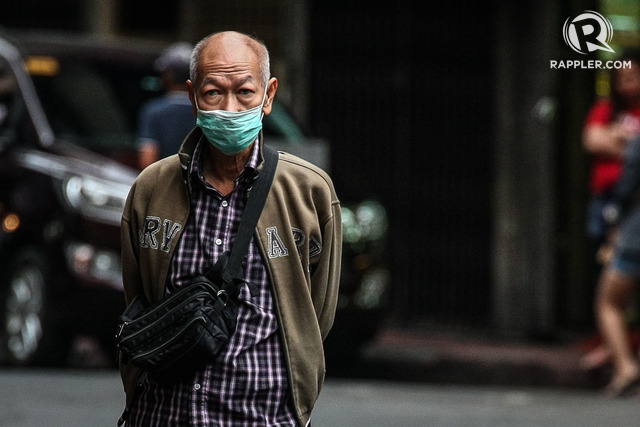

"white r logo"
[563, 11, 614, 55]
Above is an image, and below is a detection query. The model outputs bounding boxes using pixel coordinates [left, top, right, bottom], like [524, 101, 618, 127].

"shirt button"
[215, 238, 223, 246]
[194, 383, 201, 390]
[221, 200, 229, 207]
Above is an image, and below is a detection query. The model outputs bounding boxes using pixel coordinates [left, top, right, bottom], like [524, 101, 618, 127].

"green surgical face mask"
[195, 89, 267, 155]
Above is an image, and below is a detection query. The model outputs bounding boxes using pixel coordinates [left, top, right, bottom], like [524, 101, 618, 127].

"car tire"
[0, 248, 71, 366]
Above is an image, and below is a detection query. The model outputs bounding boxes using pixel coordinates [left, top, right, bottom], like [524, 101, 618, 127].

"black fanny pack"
[116, 253, 244, 379]
[115, 145, 278, 380]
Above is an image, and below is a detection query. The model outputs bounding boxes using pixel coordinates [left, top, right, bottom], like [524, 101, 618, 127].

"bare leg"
[580, 343, 611, 371]
[595, 267, 640, 396]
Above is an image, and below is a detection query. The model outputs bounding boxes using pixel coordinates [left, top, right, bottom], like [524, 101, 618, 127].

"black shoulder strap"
[207, 144, 279, 283]
[228, 144, 278, 272]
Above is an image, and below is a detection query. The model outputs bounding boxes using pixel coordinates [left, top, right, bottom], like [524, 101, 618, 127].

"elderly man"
[118, 31, 342, 426]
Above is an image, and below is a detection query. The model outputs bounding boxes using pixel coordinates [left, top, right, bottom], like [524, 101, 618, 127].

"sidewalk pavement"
[74, 326, 609, 391]
[348, 327, 608, 391]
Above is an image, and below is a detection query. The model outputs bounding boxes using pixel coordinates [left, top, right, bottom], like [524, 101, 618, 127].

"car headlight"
[65, 242, 123, 290]
[353, 267, 390, 309]
[341, 207, 359, 244]
[355, 200, 387, 241]
[342, 200, 388, 244]
[63, 175, 130, 226]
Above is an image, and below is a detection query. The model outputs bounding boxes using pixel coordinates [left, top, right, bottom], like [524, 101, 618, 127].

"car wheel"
[1, 249, 70, 366]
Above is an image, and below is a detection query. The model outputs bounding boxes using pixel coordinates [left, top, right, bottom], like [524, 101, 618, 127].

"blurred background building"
[2, 0, 638, 340]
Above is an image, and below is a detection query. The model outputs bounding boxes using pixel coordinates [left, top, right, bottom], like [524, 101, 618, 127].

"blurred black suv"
[0, 30, 389, 367]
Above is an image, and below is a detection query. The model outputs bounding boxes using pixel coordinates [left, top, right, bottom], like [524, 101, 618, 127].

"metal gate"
[309, 1, 494, 329]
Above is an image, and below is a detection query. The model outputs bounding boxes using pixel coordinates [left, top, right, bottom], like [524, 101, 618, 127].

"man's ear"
[187, 80, 197, 116]
[262, 77, 278, 116]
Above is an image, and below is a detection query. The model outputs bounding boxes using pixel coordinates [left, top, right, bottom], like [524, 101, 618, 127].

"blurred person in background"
[583, 49, 640, 271]
[136, 42, 196, 170]
[595, 130, 640, 397]
[582, 50, 640, 396]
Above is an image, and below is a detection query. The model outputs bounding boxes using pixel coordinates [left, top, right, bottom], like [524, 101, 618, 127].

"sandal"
[604, 372, 640, 398]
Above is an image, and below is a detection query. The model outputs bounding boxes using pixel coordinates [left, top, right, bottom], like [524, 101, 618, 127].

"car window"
[27, 55, 159, 153]
[0, 54, 29, 147]
[23, 51, 308, 154]
[262, 101, 305, 140]
[0, 61, 14, 129]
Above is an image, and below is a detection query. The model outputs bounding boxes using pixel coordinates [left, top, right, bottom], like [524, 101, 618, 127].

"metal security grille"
[309, 1, 494, 329]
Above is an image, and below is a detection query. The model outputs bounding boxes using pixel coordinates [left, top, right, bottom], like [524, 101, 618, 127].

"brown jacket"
[119, 129, 342, 426]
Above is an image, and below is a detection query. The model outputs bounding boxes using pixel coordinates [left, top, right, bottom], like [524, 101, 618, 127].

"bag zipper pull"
[116, 321, 128, 339]
[137, 371, 148, 386]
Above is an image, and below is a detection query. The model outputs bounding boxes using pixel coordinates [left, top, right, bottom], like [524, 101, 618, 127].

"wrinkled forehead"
[197, 35, 262, 83]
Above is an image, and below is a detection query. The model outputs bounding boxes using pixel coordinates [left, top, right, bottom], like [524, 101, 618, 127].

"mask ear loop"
[194, 92, 202, 111]
[259, 84, 269, 120]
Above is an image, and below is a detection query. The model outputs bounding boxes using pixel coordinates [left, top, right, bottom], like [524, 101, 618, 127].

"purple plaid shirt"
[127, 140, 297, 426]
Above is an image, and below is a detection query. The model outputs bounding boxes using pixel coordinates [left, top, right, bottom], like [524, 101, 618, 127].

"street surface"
[1, 368, 639, 426]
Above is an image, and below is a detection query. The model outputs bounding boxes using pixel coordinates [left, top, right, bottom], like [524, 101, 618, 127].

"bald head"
[189, 31, 270, 88]
[186, 30, 278, 117]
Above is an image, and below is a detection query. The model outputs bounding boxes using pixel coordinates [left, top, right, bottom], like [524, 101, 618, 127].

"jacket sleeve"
[119, 182, 146, 410]
[121, 182, 143, 305]
[311, 199, 342, 340]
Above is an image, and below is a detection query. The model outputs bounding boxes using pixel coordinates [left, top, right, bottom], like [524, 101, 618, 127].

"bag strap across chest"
[205, 144, 279, 288]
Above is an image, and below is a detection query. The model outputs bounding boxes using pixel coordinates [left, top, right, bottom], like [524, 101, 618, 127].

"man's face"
[189, 35, 264, 113]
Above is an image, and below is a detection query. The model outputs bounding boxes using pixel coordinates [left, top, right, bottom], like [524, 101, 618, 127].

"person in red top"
[584, 53, 640, 247]
[581, 49, 640, 396]
[585, 101, 640, 194]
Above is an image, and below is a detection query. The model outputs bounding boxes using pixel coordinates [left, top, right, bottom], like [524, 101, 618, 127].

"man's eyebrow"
[201, 76, 219, 86]
[238, 75, 255, 84]
[201, 75, 256, 86]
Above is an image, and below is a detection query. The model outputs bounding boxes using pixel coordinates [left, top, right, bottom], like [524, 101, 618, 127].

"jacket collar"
[178, 128, 266, 194]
